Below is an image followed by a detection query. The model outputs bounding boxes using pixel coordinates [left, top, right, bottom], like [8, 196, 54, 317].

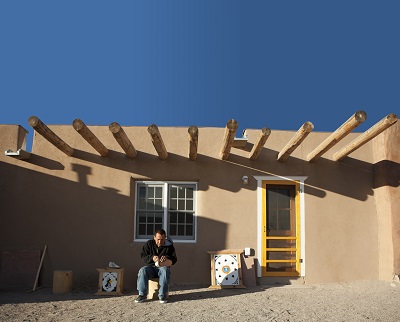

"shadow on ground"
[0, 284, 272, 305]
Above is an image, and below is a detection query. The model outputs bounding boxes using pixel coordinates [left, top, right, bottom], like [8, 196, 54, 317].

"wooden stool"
[147, 278, 159, 300]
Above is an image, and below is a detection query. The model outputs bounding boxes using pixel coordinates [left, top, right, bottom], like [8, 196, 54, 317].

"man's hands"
[153, 255, 172, 267]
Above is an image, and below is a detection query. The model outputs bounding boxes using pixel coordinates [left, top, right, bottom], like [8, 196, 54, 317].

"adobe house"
[0, 111, 398, 291]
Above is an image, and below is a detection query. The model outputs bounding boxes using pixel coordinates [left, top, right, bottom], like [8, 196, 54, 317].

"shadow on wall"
[0, 161, 133, 289]
[0, 161, 231, 290]
[373, 160, 400, 189]
[16, 144, 399, 201]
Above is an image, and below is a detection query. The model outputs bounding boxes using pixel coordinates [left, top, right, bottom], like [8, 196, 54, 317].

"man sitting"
[135, 229, 177, 304]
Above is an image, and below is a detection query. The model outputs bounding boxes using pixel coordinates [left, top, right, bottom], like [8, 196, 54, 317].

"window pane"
[186, 187, 193, 199]
[155, 215, 163, 223]
[155, 199, 163, 210]
[138, 224, 146, 235]
[170, 199, 177, 210]
[146, 225, 153, 235]
[186, 213, 193, 224]
[138, 199, 146, 209]
[139, 186, 146, 199]
[186, 225, 193, 236]
[178, 187, 185, 198]
[170, 212, 177, 223]
[186, 200, 193, 210]
[178, 200, 185, 210]
[178, 225, 185, 235]
[155, 187, 163, 198]
[178, 213, 185, 223]
[148, 187, 154, 198]
[169, 225, 176, 235]
[170, 186, 177, 198]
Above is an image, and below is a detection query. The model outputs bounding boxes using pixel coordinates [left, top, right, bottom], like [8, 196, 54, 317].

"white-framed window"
[134, 181, 197, 242]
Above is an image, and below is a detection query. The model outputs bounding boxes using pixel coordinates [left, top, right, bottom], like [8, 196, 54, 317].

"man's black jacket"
[140, 238, 177, 267]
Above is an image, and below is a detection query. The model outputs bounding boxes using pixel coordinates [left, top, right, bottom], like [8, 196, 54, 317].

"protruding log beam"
[5, 149, 31, 160]
[109, 122, 137, 159]
[188, 126, 199, 160]
[307, 111, 367, 162]
[219, 119, 238, 160]
[147, 124, 168, 160]
[249, 128, 271, 160]
[333, 113, 398, 161]
[277, 122, 314, 162]
[28, 116, 74, 156]
[72, 119, 109, 157]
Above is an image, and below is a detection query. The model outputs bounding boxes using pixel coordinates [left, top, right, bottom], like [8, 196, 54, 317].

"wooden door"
[262, 183, 301, 276]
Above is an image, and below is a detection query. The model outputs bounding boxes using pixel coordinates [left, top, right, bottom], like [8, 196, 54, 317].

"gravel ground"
[1, 280, 400, 321]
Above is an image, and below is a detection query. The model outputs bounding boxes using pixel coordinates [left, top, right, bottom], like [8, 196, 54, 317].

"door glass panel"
[278, 209, 291, 230]
[266, 185, 295, 235]
[265, 184, 298, 275]
[277, 189, 290, 207]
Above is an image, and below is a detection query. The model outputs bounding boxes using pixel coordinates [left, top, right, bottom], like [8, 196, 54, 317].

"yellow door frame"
[262, 180, 300, 276]
[254, 175, 307, 278]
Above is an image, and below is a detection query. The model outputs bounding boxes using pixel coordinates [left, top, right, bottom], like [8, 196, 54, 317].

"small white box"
[244, 247, 251, 256]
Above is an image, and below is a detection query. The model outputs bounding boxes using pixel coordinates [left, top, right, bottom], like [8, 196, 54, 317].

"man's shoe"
[135, 295, 146, 303]
[159, 297, 168, 304]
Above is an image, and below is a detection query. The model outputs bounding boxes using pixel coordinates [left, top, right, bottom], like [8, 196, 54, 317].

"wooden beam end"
[355, 110, 367, 123]
[28, 116, 40, 127]
[226, 119, 238, 131]
[303, 121, 314, 132]
[261, 127, 271, 136]
[72, 118, 85, 131]
[387, 113, 398, 124]
[109, 122, 121, 134]
[148, 124, 158, 135]
[188, 126, 198, 136]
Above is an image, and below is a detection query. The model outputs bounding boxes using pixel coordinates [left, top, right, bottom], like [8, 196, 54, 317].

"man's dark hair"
[154, 228, 166, 236]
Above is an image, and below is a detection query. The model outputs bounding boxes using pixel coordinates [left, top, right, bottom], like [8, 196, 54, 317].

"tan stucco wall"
[0, 121, 397, 290]
[372, 121, 400, 280]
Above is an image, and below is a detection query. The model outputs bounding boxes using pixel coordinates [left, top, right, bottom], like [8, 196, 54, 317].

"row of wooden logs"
[28, 111, 397, 162]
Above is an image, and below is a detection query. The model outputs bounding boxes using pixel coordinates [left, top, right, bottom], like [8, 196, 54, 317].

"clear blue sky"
[1, 1, 399, 151]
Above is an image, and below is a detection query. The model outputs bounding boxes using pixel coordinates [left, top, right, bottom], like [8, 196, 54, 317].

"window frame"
[134, 181, 197, 243]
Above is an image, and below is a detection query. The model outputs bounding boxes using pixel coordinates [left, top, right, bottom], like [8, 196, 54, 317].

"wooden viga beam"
[307, 110, 367, 162]
[188, 126, 199, 161]
[109, 122, 137, 159]
[72, 119, 109, 157]
[277, 122, 314, 162]
[249, 127, 271, 160]
[28, 116, 74, 156]
[220, 119, 238, 160]
[148, 124, 168, 160]
[333, 113, 398, 161]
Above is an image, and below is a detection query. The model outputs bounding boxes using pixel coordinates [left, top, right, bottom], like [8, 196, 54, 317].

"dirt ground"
[1, 279, 400, 321]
